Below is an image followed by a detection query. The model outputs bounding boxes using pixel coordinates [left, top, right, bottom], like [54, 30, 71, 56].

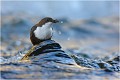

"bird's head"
[36, 17, 59, 27]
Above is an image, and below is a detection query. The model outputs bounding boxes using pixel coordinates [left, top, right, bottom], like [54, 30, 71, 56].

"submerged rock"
[66, 51, 120, 72]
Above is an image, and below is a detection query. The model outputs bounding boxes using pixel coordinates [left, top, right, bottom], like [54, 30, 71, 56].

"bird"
[30, 17, 59, 45]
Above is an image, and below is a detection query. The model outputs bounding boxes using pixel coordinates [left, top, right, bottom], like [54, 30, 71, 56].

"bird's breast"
[34, 27, 52, 40]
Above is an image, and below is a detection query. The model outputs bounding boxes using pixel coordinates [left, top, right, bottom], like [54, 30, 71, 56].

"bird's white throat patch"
[34, 22, 53, 40]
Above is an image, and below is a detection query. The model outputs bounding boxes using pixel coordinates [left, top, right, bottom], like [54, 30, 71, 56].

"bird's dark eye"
[47, 19, 50, 22]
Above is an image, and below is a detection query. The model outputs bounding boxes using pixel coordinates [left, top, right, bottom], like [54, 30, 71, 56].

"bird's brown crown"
[36, 17, 59, 26]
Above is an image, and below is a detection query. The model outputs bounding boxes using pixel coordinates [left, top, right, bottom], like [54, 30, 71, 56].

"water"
[1, 14, 119, 79]
[1, 1, 119, 19]
[0, 51, 25, 64]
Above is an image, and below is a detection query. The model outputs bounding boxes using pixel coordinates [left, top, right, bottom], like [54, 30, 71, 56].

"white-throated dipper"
[30, 17, 59, 45]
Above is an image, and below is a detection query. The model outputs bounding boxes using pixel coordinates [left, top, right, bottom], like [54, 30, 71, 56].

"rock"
[20, 40, 75, 65]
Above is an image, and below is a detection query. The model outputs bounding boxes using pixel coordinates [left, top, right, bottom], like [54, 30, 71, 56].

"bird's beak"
[53, 19, 59, 23]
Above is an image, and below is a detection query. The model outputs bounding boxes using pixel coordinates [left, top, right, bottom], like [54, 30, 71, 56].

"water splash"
[0, 50, 28, 64]
[67, 37, 70, 40]
[58, 31, 61, 35]
[60, 21, 63, 23]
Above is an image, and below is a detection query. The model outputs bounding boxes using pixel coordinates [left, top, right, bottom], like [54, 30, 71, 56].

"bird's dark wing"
[30, 25, 40, 45]
[30, 25, 37, 37]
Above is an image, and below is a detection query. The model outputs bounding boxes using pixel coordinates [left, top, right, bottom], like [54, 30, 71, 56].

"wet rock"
[20, 40, 75, 65]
